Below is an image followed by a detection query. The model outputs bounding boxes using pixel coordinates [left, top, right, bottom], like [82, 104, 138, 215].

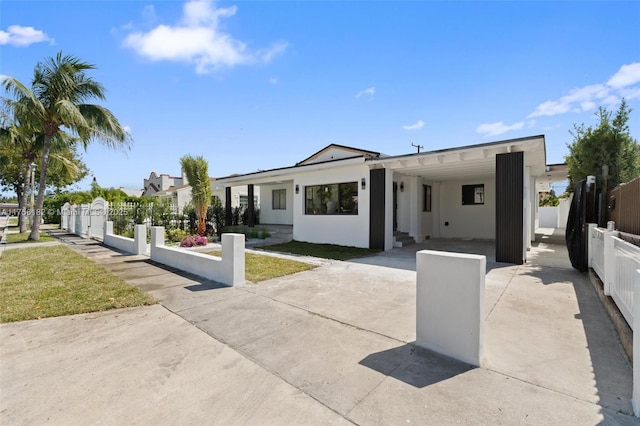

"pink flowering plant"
[179, 234, 209, 247]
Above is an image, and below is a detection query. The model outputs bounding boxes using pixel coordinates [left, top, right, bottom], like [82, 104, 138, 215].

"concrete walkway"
[1, 231, 635, 425]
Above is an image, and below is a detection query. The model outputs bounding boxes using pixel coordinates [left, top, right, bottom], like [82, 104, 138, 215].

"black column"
[496, 151, 524, 264]
[247, 184, 255, 227]
[369, 169, 386, 249]
[225, 187, 232, 227]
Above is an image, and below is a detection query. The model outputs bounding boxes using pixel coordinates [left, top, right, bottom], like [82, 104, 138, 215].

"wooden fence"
[608, 176, 640, 235]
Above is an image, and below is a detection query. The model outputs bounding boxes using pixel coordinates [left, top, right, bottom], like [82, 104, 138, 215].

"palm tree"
[180, 155, 211, 236]
[2, 52, 130, 240]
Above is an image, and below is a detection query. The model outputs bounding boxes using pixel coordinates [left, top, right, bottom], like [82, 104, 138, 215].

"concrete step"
[393, 232, 415, 248]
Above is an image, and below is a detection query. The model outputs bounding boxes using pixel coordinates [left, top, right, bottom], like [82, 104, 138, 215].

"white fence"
[61, 198, 109, 240]
[588, 223, 640, 329]
[61, 198, 183, 241]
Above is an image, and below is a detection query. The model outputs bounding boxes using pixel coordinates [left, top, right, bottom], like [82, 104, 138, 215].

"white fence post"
[416, 250, 486, 367]
[603, 229, 617, 296]
[133, 224, 147, 255]
[587, 223, 597, 268]
[150, 226, 165, 258]
[222, 233, 245, 286]
[104, 221, 113, 240]
[633, 268, 640, 417]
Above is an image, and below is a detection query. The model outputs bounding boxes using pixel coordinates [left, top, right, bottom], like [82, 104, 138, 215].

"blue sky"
[2, 0, 639, 194]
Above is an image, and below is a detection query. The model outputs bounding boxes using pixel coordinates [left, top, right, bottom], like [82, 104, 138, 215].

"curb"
[587, 269, 633, 364]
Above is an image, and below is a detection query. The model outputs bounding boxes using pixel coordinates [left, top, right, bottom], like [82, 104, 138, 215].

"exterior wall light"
[295, 184, 299, 194]
[361, 178, 366, 190]
[400, 182, 405, 192]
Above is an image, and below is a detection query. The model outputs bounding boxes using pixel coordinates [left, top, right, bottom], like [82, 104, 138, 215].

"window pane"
[272, 189, 286, 210]
[339, 182, 358, 214]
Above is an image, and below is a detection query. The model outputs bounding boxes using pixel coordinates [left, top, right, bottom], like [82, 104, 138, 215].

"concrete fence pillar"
[222, 233, 245, 286]
[633, 269, 640, 417]
[587, 223, 597, 268]
[416, 250, 486, 367]
[150, 226, 165, 258]
[134, 224, 147, 255]
[104, 221, 114, 240]
[603, 230, 617, 296]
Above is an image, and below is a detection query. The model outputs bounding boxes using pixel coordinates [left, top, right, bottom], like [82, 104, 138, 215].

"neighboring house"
[143, 171, 188, 197]
[217, 136, 567, 264]
[150, 177, 258, 212]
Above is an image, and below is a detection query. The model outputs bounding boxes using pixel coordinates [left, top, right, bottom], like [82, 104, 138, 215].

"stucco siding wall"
[259, 183, 294, 225]
[293, 165, 370, 248]
[438, 178, 496, 240]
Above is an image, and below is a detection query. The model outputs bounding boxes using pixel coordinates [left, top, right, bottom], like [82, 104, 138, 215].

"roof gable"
[297, 144, 380, 166]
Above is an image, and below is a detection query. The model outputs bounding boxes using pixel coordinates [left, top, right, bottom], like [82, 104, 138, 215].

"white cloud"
[0, 25, 53, 47]
[259, 41, 288, 63]
[356, 87, 375, 98]
[403, 120, 425, 131]
[268, 77, 278, 84]
[0, 74, 9, 82]
[123, 125, 132, 134]
[528, 62, 640, 118]
[476, 121, 524, 138]
[607, 62, 640, 89]
[123, 0, 286, 73]
[142, 5, 156, 23]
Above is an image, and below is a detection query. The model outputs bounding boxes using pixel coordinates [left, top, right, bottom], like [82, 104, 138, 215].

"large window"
[423, 184, 432, 212]
[305, 182, 358, 215]
[272, 189, 286, 210]
[239, 195, 259, 209]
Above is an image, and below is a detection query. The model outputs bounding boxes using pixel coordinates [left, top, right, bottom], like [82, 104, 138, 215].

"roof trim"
[369, 134, 545, 163]
[217, 155, 366, 184]
[296, 143, 381, 165]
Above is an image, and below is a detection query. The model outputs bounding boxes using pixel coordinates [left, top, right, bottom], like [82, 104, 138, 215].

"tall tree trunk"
[28, 135, 51, 241]
[18, 162, 31, 233]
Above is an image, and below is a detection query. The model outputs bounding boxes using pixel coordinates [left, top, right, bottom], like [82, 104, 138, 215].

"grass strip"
[206, 250, 316, 283]
[0, 245, 155, 323]
[260, 240, 379, 261]
[5, 232, 56, 244]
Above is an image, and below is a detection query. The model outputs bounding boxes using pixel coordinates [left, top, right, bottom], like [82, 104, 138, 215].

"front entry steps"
[393, 231, 416, 247]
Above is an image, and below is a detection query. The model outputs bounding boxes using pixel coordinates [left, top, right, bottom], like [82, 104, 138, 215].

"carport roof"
[217, 135, 547, 185]
[368, 134, 547, 181]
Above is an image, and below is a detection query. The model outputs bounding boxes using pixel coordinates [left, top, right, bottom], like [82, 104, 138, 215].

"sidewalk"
[1, 231, 635, 425]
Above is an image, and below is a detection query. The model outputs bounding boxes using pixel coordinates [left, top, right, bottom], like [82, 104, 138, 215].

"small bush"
[180, 234, 208, 247]
[167, 228, 187, 243]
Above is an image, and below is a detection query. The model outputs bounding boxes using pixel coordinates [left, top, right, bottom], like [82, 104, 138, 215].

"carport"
[366, 135, 548, 264]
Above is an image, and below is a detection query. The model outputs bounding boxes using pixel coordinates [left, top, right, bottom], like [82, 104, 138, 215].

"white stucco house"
[151, 177, 258, 212]
[217, 135, 566, 264]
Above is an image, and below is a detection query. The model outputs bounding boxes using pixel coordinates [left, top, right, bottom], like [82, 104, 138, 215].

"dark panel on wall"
[369, 169, 386, 250]
[225, 187, 232, 226]
[496, 152, 524, 264]
[247, 184, 255, 227]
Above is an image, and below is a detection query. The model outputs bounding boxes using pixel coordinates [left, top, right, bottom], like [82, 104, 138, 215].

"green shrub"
[166, 228, 187, 243]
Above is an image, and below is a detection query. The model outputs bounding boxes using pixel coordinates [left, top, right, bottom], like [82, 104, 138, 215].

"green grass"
[206, 250, 316, 283]
[0, 246, 155, 323]
[260, 240, 380, 261]
[5, 232, 56, 244]
[7, 217, 18, 227]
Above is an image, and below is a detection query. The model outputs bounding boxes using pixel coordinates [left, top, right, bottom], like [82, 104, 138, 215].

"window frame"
[272, 188, 286, 210]
[304, 182, 358, 215]
[462, 184, 485, 205]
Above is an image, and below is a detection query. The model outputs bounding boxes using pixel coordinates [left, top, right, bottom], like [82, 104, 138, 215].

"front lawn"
[5, 232, 56, 244]
[260, 240, 379, 261]
[206, 250, 316, 283]
[0, 246, 155, 323]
